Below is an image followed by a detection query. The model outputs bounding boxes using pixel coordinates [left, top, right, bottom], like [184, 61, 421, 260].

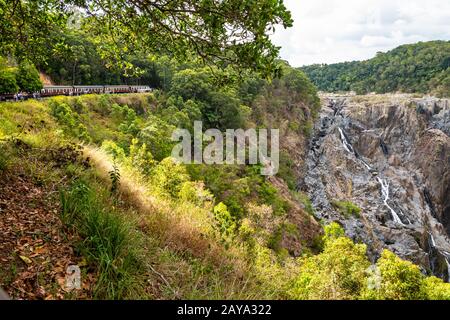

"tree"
[0, 0, 68, 63]
[170, 67, 246, 128]
[0, 69, 19, 94]
[282, 67, 320, 108]
[170, 68, 212, 101]
[288, 222, 450, 300]
[365, 250, 426, 300]
[288, 223, 370, 300]
[301, 41, 450, 96]
[213, 202, 236, 243]
[16, 60, 43, 92]
[2, 1, 293, 81]
[78, 0, 292, 77]
[152, 157, 189, 198]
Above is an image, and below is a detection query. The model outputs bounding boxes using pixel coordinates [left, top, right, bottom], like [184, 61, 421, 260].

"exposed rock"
[302, 93, 450, 281]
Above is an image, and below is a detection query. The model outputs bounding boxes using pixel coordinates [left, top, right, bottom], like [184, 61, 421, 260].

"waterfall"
[337, 125, 404, 225]
[338, 126, 373, 171]
[377, 177, 404, 225]
[360, 159, 372, 170]
[338, 127, 354, 153]
[444, 252, 450, 282]
[429, 232, 436, 247]
[447, 258, 450, 283]
[311, 97, 450, 280]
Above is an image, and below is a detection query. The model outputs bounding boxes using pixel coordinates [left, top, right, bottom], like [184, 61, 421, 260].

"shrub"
[331, 200, 361, 218]
[49, 100, 91, 141]
[101, 140, 126, 161]
[277, 151, 297, 190]
[128, 138, 155, 176]
[288, 224, 370, 300]
[213, 202, 236, 244]
[301, 120, 313, 137]
[294, 192, 315, 216]
[160, 97, 202, 131]
[289, 223, 450, 300]
[0, 69, 18, 94]
[16, 60, 43, 92]
[111, 103, 140, 135]
[258, 181, 290, 216]
[152, 157, 189, 198]
[178, 181, 214, 207]
[422, 276, 450, 300]
[323, 222, 346, 241]
[251, 243, 292, 298]
[365, 250, 427, 300]
[139, 115, 176, 161]
[267, 222, 298, 257]
[109, 162, 121, 194]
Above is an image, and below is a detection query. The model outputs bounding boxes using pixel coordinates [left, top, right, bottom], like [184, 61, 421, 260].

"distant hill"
[301, 41, 450, 97]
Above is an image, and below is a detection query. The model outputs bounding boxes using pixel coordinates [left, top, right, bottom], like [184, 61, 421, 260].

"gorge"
[300, 93, 450, 281]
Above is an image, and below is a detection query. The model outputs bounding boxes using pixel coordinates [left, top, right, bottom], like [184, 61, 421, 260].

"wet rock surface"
[300, 94, 450, 281]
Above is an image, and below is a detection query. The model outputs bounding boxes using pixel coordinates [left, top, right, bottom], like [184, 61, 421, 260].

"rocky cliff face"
[300, 94, 450, 281]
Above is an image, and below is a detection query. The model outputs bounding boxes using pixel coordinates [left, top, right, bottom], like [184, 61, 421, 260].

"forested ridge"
[302, 41, 450, 97]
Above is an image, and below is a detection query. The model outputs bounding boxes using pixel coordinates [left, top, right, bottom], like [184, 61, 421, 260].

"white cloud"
[271, 0, 450, 66]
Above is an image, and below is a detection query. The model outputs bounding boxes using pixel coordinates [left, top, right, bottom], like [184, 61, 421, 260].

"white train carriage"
[40, 85, 152, 97]
[41, 85, 74, 96]
[73, 85, 105, 94]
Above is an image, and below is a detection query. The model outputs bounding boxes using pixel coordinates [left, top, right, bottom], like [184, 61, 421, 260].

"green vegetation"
[1, 0, 449, 301]
[288, 223, 450, 300]
[331, 200, 361, 218]
[15, 60, 43, 92]
[1, 0, 293, 79]
[0, 53, 322, 297]
[0, 68, 18, 94]
[1, 93, 448, 300]
[302, 41, 450, 97]
[60, 180, 144, 299]
[294, 192, 316, 216]
[289, 226, 370, 299]
[0, 58, 42, 94]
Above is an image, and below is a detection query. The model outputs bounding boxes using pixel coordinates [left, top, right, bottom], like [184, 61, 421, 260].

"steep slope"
[301, 93, 450, 280]
[1, 86, 450, 299]
[0, 84, 322, 299]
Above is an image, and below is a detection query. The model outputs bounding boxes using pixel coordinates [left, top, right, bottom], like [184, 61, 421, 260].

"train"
[0, 85, 152, 101]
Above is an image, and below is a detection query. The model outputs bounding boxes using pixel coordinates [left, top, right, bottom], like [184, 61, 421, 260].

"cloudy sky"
[271, 0, 450, 67]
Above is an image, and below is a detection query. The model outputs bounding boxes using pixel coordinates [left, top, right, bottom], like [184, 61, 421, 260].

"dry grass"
[82, 146, 273, 299]
[83, 146, 247, 273]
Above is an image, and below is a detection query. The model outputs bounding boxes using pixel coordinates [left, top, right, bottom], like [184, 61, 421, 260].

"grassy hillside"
[0, 64, 324, 299]
[0, 84, 449, 299]
[0, 95, 283, 299]
[302, 41, 450, 97]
